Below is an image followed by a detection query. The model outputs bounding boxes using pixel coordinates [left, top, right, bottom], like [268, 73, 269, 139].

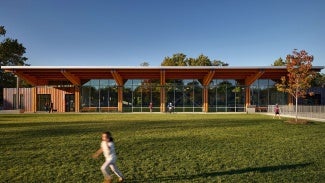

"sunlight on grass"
[0, 114, 324, 182]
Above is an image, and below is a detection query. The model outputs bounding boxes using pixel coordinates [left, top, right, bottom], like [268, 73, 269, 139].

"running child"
[93, 131, 124, 183]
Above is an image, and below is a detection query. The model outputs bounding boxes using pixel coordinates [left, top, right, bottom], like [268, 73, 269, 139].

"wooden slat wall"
[3, 88, 15, 110]
[3, 87, 75, 112]
[3, 88, 32, 111]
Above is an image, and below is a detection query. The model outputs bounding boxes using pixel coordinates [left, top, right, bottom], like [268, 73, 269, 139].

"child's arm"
[92, 148, 103, 159]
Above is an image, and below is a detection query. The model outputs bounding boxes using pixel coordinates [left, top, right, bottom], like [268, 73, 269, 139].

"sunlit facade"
[78, 78, 287, 113]
[2, 66, 322, 113]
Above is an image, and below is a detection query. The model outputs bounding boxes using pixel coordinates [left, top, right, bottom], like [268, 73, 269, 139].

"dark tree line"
[0, 26, 29, 107]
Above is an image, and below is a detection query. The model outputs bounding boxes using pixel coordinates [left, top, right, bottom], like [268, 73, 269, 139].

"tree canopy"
[311, 73, 325, 87]
[0, 26, 29, 107]
[0, 38, 28, 66]
[161, 53, 228, 66]
[140, 62, 149, 66]
[272, 57, 285, 66]
[272, 56, 323, 87]
[0, 26, 6, 36]
[276, 49, 315, 122]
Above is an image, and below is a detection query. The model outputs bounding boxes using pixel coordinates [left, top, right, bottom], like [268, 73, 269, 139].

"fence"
[267, 105, 325, 120]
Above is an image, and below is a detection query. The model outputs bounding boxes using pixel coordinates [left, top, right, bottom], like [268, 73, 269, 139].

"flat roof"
[1, 65, 324, 86]
[0, 65, 299, 69]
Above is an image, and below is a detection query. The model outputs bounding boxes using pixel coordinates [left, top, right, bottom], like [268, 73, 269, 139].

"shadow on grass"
[128, 162, 312, 182]
[0, 121, 114, 141]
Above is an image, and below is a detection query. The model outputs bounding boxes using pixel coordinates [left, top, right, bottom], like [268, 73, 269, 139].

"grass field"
[0, 113, 324, 183]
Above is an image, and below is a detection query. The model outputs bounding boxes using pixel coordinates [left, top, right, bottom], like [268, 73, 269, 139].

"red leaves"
[276, 49, 315, 99]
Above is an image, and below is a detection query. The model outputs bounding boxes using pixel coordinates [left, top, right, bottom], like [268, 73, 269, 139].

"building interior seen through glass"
[79, 79, 287, 112]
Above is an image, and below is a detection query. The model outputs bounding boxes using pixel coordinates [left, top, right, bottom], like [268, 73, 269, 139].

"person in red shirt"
[273, 104, 281, 119]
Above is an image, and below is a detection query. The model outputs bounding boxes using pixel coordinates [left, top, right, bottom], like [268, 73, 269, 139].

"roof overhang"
[1, 66, 324, 86]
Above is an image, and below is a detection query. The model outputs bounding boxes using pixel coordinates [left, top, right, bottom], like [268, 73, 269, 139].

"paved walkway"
[264, 113, 325, 122]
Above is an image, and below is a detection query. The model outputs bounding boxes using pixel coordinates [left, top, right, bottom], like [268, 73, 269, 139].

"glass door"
[37, 94, 51, 111]
[65, 94, 75, 112]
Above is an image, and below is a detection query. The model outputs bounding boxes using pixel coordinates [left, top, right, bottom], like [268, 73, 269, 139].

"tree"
[161, 53, 228, 67]
[0, 25, 29, 107]
[275, 49, 315, 122]
[311, 73, 325, 87]
[0, 26, 6, 36]
[211, 60, 229, 66]
[272, 57, 285, 66]
[188, 54, 211, 66]
[161, 53, 187, 66]
[140, 62, 149, 66]
[186, 58, 196, 66]
[0, 38, 28, 66]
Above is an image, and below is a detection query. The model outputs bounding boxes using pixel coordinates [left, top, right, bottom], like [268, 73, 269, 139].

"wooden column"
[245, 87, 250, 108]
[74, 86, 80, 112]
[160, 69, 166, 112]
[244, 70, 264, 109]
[201, 70, 215, 113]
[32, 87, 37, 113]
[160, 87, 165, 112]
[111, 70, 125, 112]
[203, 86, 208, 112]
[118, 86, 123, 112]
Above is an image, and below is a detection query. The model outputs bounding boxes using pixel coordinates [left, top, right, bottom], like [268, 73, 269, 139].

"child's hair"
[103, 131, 114, 142]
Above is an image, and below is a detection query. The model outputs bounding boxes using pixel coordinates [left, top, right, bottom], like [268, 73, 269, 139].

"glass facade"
[123, 79, 161, 112]
[165, 79, 203, 112]
[251, 79, 287, 107]
[79, 79, 288, 112]
[80, 80, 118, 112]
[208, 80, 246, 112]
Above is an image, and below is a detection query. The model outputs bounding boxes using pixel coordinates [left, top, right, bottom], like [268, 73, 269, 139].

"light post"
[15, 75, 19, 109]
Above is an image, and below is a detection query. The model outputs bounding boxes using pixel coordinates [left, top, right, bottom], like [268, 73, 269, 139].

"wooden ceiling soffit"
[245, 70, 265, 86]
[202, 70, 215, 86]
[61, 70, 81, 86]
[14, 71, 38, 86]
[80, 79, 91, 85]
[111, 70, 125, 86]
[160, 70, 166, 85]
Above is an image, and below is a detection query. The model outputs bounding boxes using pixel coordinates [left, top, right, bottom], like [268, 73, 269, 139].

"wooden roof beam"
[111, 70, 124, 86]
[202, 70, 215, 86]
[245, 70, 265, 86]
[37, 80, 49, 85]
[160, 69, 166, 85]
[14, 71, 38, 86]
[61, 70, 81, 86]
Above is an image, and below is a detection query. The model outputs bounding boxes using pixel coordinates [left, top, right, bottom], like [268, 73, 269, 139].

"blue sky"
[1, 0, 324, 68]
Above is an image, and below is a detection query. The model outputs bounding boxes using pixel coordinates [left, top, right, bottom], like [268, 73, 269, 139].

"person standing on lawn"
[93, 131, 124, 183]
[273, 104, 281, 119]
[149, 102, 153, 112]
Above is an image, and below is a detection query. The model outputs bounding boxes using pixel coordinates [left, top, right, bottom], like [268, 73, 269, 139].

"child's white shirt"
[101, 141, 117, 161]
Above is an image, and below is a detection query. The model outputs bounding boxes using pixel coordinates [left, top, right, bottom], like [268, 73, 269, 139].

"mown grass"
[0, 113, 324, 183]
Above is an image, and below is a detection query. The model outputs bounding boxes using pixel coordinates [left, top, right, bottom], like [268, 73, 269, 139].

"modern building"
[1, 66, 324, 113]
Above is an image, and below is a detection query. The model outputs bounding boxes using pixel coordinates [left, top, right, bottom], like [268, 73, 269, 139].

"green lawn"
[0, 113, 324, 183]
